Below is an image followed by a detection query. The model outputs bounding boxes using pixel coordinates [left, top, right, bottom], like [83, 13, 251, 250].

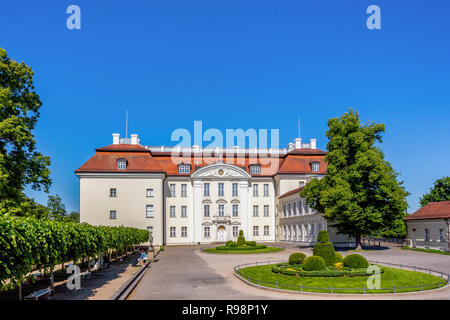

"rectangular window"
[440, 229, 445, 242]
[147, 226, 153, 237]
[170, 206, 176, 218]
[232, 204, 239, 217]
[204, 183, 210, 197]
[264, 225, 269, 236]
[299, 181, 305, 187]
[253, 205, 259, 217]
[283, 205, 286, 217]
[110, 188, 117, 197]
[264, 205, 269, 217]
[263, 184, 269, 197]
[425, 228, 430, 242]
[288, 203, 291, 216]
[179, 164, 191, 174]
[253, 226, 259, 236]
[204, 204, 210, 217]
[293, 202, 296, 216]
[181, 206, 187, 217]
[250, 165, 261, 174]
[170, 227, 176, 237]
[146, 188, 154, 197]
[181, 184, 187, 197]
[253, 184, 258, 197]
[109, 210, 116, 219]
[146, 205, 154, 218]
[299, 201, 303, 215]
[233, 226, 238, 237]
[181, 227, 187, 237]
[218, 204, 225, 216]
[232, 183, 238, 197]
[218, 183, 224, 197]
[204, 227, 210, 238]
[169, 184, 176, 197]
[311, 224, 315, 237]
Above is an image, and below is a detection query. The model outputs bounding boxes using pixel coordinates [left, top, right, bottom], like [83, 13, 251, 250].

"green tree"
[419, 176, 450, 207]
[300, 109, 409, 249]
[47, 194, 66, 220]
[67, 211, 80, 223]
[0, 48, 51, 214]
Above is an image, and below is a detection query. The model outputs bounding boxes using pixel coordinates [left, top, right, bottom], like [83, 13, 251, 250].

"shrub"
[245, 241, 256, 246]
[343, 254, 369, 269]
[228, 242, 239, 247]
[313, 242, 336, 266]
[216, 244, 266, 250]
[335, 252, 344, 263]
[333, 262, 344, 270]
[288, 252, 306, 265]
[237, 230, 246, 246]
[160, 245, 165, 252]
[317, 230, 329, 243]
[303, 256, 326, 271]
[225, 240, 234, 247]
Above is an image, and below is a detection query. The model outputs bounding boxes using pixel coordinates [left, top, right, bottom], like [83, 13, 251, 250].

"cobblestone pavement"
[128, 243, 450, 300]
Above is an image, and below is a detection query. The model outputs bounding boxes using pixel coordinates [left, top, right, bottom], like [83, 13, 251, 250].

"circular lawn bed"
[202, 246, 284, 254]
[237, 263, 447, 294]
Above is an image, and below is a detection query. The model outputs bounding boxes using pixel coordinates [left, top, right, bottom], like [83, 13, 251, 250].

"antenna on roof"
[126, 110, 128, 138]
[298, 117, 301, 138]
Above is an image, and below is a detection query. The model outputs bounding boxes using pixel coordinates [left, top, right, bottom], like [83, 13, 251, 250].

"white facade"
[406, 219, 449, 251]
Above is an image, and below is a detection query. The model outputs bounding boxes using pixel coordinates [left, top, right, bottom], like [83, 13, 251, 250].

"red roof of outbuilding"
[404, 201, 450, 221]
[279, 187, 305, 199]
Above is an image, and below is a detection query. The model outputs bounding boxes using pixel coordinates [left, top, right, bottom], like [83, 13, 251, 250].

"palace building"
[75, 133, 348, 246]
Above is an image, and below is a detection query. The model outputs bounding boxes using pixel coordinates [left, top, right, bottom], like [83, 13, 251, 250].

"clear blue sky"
[1, 0, 449, 213]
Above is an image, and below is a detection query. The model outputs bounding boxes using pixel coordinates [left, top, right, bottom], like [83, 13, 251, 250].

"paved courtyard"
[128, 243, 450, 300]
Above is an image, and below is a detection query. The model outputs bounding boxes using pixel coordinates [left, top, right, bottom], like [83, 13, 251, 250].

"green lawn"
[202, 246, 284, 254]
[238, 264, 447, 294]
[401, 246, 450, 256]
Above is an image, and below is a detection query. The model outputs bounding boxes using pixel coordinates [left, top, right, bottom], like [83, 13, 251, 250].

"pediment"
[192, 163, 251, 179]
[230, 199, 240, 203]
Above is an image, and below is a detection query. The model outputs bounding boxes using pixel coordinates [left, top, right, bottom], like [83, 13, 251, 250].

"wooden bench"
[24, 288, 52, 300]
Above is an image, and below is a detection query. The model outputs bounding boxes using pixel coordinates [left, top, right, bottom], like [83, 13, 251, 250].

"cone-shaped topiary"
[317, 230, 329, 243]
[237, 230, 246, 246]
[313, 242, 336, 266]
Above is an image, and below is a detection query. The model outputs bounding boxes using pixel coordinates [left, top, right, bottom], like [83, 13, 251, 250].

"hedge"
[0, 215, 149, 290]
[335, 252, 344, 263]
[272, 265, 384, 277]
[215, 244, 267, 250]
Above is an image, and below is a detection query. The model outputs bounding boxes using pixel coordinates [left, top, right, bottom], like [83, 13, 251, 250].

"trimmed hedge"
[225, 240, 234, 247]
[317, 230, 329, 243]
[272, 265, 384, 277]
[313, 242, 336, 266]
[288, 253, 306, 265]
[246, 241, 257, 246]
[215, 244, 267, 250]
[343, 254, 369, 269]
[303, 256, 326, 271]
[335, 252, 344, 263]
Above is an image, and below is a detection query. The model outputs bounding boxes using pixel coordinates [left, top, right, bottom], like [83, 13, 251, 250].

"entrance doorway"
[217, 226, 226, 242]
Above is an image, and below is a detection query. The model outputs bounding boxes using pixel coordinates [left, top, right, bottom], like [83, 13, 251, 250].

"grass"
[202, 246, 284, 254]
[238, 264, 447, 294]
[401, 246, 450, 256]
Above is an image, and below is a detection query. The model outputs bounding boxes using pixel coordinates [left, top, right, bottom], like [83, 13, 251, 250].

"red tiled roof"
[279, 187, 305, 199]
[278, 154, 327, 174]
[96, 144, 150, 152]
[76, 152, 164, 173]
[404, 201, 450, 221]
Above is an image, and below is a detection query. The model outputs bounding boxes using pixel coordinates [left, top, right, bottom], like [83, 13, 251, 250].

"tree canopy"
[419, 176, 450, 207]
[300, 109, 409, 248]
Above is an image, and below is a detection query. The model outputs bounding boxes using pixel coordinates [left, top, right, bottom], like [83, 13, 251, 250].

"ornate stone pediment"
[192, 163, 251, 179]
[230, 199, 240, 203]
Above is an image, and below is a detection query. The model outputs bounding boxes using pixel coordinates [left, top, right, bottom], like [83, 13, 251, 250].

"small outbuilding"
[404, 201, 450, 252]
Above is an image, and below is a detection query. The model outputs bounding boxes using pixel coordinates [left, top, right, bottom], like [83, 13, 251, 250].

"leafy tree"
[0, 48, 51, 214]
[47, 194, 66, 220]
[67, 211, 80, 223]
[300, 109, 409, 249]
[420, 176, 450, 207]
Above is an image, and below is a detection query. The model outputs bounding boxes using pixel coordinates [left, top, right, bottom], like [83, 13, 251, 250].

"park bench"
[24, 287, 52, 300]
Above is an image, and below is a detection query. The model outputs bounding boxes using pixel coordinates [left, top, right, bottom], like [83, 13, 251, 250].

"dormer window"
[249, 164, 261, 174]
[117, 158, 127, 170]
[178, 164, 191, 174]
[311, 161, 320, 172]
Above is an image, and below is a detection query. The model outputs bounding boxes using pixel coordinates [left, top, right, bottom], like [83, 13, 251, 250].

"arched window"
[117, 158, 127, 170]
[311, 161, 320, 172]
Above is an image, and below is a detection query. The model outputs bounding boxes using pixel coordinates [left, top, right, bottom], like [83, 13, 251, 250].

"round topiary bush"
[335, 252, 344, 263]
[237, 230, 246, 246]
[313, 242, 336, 266]
[343, 254, 369, 269]
[317, 230, 329, 243]
[288, 252, 306, 265]
[225, 240, 234, 247]
[303, 256, 326, 271]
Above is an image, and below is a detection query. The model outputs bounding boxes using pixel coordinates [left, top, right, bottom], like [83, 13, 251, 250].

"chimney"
[294, 138, 302, 149]
[310, 138, 316, 149]
[131, 134, 139, 145]
[288, 142, 295, 151]
[112, 133, 120, 145]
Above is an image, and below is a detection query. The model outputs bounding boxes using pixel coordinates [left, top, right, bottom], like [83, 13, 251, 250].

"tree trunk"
[355, 234, 362, 250]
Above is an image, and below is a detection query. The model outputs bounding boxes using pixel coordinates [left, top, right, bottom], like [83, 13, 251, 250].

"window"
[232, 183, 238, 197]
[147, 227, 153, 238]
[218, 183, 224, 196]
[218, 204, 224, 216]
[117, 158, 127, 170]
[169, 184, 176, 197]
[288, 203, 291, 216]
[146, 205, 154, 218]
[264, 205, 269, 217]
[253, 205, 259, 217]
[170, 227, 176, 237]
[305, 204, 310, 214]
[299, 201, 303, 214]
[169, 206, 176, 218]
[110, 188, 117, 197]
[293, 202, 296, 216]
[311, 224, 315, 237]
[425, 228, 430, 242]
[253, 226, 259, 236]
[146, 188, 154, 197]
[204, 205, 210, 217]
[109, 210, 117, 219]
[311, 162, 320, 172]
[233, 226, 238, 237]
[181, 227, 187, 237]
[232, 204, 238, 217]
[178, 164, 191, 174]
[263, 184, 269, 197]
[181, 184, 187, 197]
[181, 206, 187, 217]
[204, 227, 210, 238]
[264, 225, 269, 236]
[440, 229, 445, 242]
[299, 181, 305, 187]
[253, 184, 259, 197]
[283, 205, 286, 217]
[250, 164, 261, 174]
[204, 183, 210, 196]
